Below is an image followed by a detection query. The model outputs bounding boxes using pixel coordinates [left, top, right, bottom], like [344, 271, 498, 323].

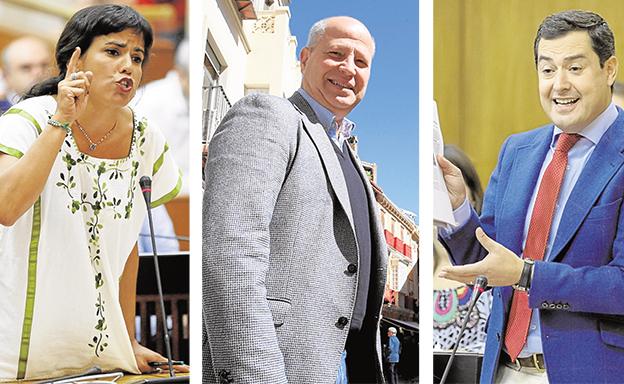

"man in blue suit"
[438, 10, 624, 383]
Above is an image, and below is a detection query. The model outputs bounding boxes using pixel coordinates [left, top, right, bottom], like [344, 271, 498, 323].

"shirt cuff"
[438, 198, 472, 237]
[453, 198, 472, 227]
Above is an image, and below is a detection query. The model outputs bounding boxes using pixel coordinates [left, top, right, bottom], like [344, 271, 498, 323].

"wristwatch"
[513, 258, 534, 292]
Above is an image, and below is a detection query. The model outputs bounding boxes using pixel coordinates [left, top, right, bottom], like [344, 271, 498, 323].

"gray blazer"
[203, 91, 388, 383]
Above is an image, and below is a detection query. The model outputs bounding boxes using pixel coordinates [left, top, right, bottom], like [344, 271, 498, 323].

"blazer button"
[556, 304, 563, 310]
[347, 264, 358, 273]
[219, 369, 233, 383]
[549, 303, 556, 309]
[541, 302, 549, 309]
[563, 304, 570, 310]
[336, 316, 349, 328]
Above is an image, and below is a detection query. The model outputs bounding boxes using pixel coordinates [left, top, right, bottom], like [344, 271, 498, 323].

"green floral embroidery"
[89, 292, 109, 354]
[54, 116, 147, 357]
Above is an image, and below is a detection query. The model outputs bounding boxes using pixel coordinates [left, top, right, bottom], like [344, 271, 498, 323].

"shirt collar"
[552, 102, 618, 147]
[297, 87, 356, 141]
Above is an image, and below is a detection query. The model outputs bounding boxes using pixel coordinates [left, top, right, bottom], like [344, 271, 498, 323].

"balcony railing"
[203, 85, 232, 142]
[384, 229, 413, 260]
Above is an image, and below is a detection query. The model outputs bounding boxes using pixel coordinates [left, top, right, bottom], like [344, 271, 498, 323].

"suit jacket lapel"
[345, 140, 389, 334]
[550, 114, 624, 261]
[288, 92, 355, 229]
[346, 144, 385, 250]
[498, 128, 553, 255]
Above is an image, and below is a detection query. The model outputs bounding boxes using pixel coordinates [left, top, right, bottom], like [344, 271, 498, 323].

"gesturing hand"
[436, 154, 467, 210]
[55, 47, 93, 123]
[439, 227, 524, 286]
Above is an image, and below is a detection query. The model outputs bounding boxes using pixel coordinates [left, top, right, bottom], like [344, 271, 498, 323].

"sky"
[289, 0, 420, 219]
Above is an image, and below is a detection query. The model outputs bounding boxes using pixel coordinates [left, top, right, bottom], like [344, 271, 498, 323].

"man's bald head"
[306, 16, 375, 56]
[1, 36, 52, 97]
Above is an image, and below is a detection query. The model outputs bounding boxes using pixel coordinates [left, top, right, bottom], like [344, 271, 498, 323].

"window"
[203, 31, 230, 141]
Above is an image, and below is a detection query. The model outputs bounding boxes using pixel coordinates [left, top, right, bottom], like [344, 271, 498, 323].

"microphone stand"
[440, 276, 488, 384]
[145, 202, 175, 376]
[140, 177, 174, 377]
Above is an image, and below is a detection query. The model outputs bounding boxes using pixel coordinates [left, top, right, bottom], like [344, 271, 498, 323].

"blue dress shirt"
[297, 88, 355, 150]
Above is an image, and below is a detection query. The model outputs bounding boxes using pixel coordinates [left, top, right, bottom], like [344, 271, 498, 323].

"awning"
[381, 316, 419, 333]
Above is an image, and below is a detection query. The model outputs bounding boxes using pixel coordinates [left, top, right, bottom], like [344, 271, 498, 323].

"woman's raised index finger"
[65, 47, 82, 79]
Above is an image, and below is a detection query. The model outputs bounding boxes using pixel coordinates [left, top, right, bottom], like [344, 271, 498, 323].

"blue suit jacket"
[441, 110, 624, 383]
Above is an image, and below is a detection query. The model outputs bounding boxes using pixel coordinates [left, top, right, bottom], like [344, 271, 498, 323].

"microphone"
[140, 176, 175, 378]
[440, 275, 488, 384]
[140, 176, 152, 205]
[470, 275, 488, 305]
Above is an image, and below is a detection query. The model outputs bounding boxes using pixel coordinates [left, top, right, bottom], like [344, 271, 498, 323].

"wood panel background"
[434, 0, 624, 185]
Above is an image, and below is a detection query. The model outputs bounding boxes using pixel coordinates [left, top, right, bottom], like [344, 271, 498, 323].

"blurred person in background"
[0, 36, 52, 113]
[433, 145, 491, 355]
[385, 326, 400, 384]
[133, 39, 189, 253]
[132, 38, 188, 193]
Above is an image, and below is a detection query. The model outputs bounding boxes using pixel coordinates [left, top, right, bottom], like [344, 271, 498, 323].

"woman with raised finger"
[0, 4, 182, 380]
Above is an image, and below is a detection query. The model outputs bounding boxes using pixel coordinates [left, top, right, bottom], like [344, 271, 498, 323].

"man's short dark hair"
[534, 10, 615, 67]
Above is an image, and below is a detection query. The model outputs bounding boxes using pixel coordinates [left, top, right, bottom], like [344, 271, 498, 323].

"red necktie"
[504, 132, 581, 361]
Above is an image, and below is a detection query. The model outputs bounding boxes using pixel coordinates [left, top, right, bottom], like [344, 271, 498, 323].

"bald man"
[0, 36, 51, 113]
[203, 16, 388, 383]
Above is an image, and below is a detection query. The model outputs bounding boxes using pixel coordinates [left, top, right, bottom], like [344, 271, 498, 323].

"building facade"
[203, 0, 300, 141]
[361, 160, 419, 324]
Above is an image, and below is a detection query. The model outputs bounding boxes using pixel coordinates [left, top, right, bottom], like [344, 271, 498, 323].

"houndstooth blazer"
[202, 91, 388, 383]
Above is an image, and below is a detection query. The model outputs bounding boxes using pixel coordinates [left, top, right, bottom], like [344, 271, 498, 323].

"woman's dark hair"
[25, 4, 153, 99]
[444, 144, 484, 215]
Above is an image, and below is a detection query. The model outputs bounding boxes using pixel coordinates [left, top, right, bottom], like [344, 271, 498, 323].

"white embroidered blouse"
[0, 95, 181, 380]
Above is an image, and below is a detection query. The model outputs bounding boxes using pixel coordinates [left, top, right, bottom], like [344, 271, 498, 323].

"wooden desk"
[17, 372, 190, 383]
[119, 372, 190, 383]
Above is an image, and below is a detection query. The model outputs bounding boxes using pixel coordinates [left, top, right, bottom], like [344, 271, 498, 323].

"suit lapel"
[550, 114, 624, 261]
[345, 137, 388, 311]
[346, 144, 385, 255]
[288, 92, 355, 229]
[498, 128, 552, 255]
